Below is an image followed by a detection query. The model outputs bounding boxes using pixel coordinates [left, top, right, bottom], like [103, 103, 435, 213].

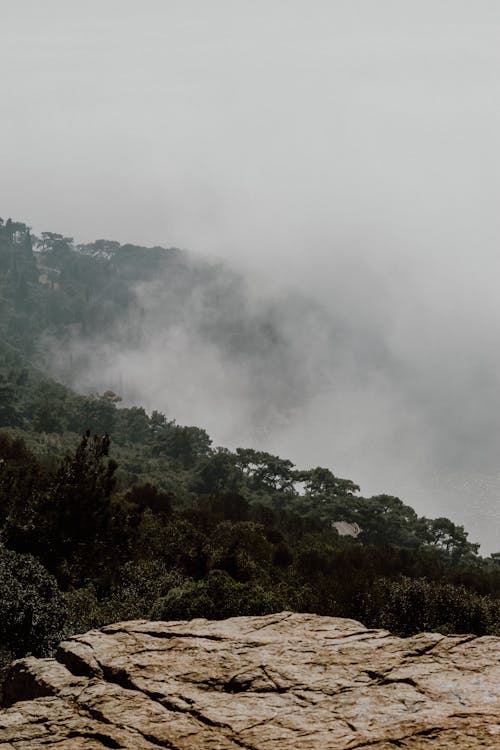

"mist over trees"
[4, 212, 498, 560]
[7, 218, 379, 454]
[1, 215, 500, 666]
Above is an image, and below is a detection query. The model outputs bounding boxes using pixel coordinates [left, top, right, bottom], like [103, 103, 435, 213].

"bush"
[150, 569, 290, 621]
[361, 576, 500, 636]
[102, 561, 187, 621]
[0, 548, 67, 658]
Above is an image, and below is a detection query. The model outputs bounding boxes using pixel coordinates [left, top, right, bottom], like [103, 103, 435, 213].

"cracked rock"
[1, 612, 499, 748]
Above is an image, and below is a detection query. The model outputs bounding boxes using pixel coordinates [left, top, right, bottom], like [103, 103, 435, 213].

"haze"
[2, 1, 500, 552]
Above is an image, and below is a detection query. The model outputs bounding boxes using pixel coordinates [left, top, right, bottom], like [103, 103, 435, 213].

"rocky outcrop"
[1, 612, 499, 748]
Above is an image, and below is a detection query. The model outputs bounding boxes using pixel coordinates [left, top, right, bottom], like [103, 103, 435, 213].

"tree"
[39, 232, 73, 255]
[297, 466, 359, 499]
[78, 396, 116, 435]
[349, 494, 419, 548]
[419, 517, 479, 558]
[0, 433, 49, 534]
[235, 448, 296, 492]
[194, 448, 243, 495]
[150, 418, 212, 467]
[0, 375, 21, 427]
[20, 432, 118, 583]
[117, 406, 150, 444]
[0, 548, 66, 658]
[125, 482, 173, 517]
[204, 521, 272, 581]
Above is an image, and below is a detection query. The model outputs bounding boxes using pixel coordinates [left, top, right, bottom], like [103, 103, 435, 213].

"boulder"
[0, 612, 499, 748]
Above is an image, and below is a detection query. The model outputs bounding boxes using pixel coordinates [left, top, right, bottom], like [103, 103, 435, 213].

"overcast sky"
[2, 1, 500, 551]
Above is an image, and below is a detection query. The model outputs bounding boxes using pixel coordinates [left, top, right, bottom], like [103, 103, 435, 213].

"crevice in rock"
[323, 629, 373, 640]
[238, 716, 278, 733]
[348, 722, 477, 748]
[66, 730, 123, 748]
[230, 736, 263, 750]
[403, 637, 445, 658]
[92, 661, 237, 740]
[77, 701, 183, 750]
[223, 665, 290, 695]
[123, 729, 183, 750]
[1, 663, 63, 708]
[243, 613, 294, 633]
[55, 643, 103, 679]
[259, 665, 289, 692]
[364, 670, 419, 689]
[103, 627, 228, 642]
[446, 634, 480, 650]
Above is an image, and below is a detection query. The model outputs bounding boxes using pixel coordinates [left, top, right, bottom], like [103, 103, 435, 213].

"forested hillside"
[1, 215, 500, 669]
[1, 216, 339, 439]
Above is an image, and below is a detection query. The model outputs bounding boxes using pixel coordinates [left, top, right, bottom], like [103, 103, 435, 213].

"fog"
[2, 2, 500, 551]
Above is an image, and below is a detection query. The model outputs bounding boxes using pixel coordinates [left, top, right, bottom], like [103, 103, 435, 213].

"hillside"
[1, 215, 500, 668]
[0, 217, 342, 441]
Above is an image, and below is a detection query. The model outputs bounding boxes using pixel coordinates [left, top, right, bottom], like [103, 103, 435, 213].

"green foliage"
[100, 561, 187, 622]
[361, 576, 500, 636]
[124, 482, 173, 517]
[0, 214, 498, 664]
[152, 423, 212, 467]
[235, 448, 296, 493]
[194, 448, 244, 495]
[150, 569, 290, 621]
[203, 521, 273, 581]
[0, 547, 67, 658]
[1, 415, 496, 663]
[0, 432, 50, 533]
[62, 585, 103, 637]
[296, 465, 360, 498]
[3, 432, 118, 586]
[418, 517, 480, 557]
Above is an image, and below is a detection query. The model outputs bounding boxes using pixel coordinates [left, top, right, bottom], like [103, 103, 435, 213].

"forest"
[1, 216, 500, 669]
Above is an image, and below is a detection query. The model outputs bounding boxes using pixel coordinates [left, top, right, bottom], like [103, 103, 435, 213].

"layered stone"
[1, 612, 499, 748]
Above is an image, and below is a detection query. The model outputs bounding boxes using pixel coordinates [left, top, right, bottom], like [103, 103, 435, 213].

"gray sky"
[2, 1, 500, 551]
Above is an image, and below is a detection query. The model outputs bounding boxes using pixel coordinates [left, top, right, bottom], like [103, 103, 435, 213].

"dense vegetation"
[1, 215, 500, 667]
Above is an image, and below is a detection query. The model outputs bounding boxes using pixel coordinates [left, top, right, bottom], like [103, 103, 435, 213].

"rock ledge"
[1, 612, 499, 748]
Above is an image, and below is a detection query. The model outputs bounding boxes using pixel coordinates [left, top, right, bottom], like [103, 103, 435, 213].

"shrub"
[150, 569, 290, 621]
[0, 547, 67, 657]
[361, 576, 500, 636]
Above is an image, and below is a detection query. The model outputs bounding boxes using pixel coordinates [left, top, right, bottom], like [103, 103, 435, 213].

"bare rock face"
[1, 612, 500, 748]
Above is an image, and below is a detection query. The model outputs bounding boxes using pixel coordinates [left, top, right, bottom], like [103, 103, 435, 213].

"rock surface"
[1, 612, 500, 748]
